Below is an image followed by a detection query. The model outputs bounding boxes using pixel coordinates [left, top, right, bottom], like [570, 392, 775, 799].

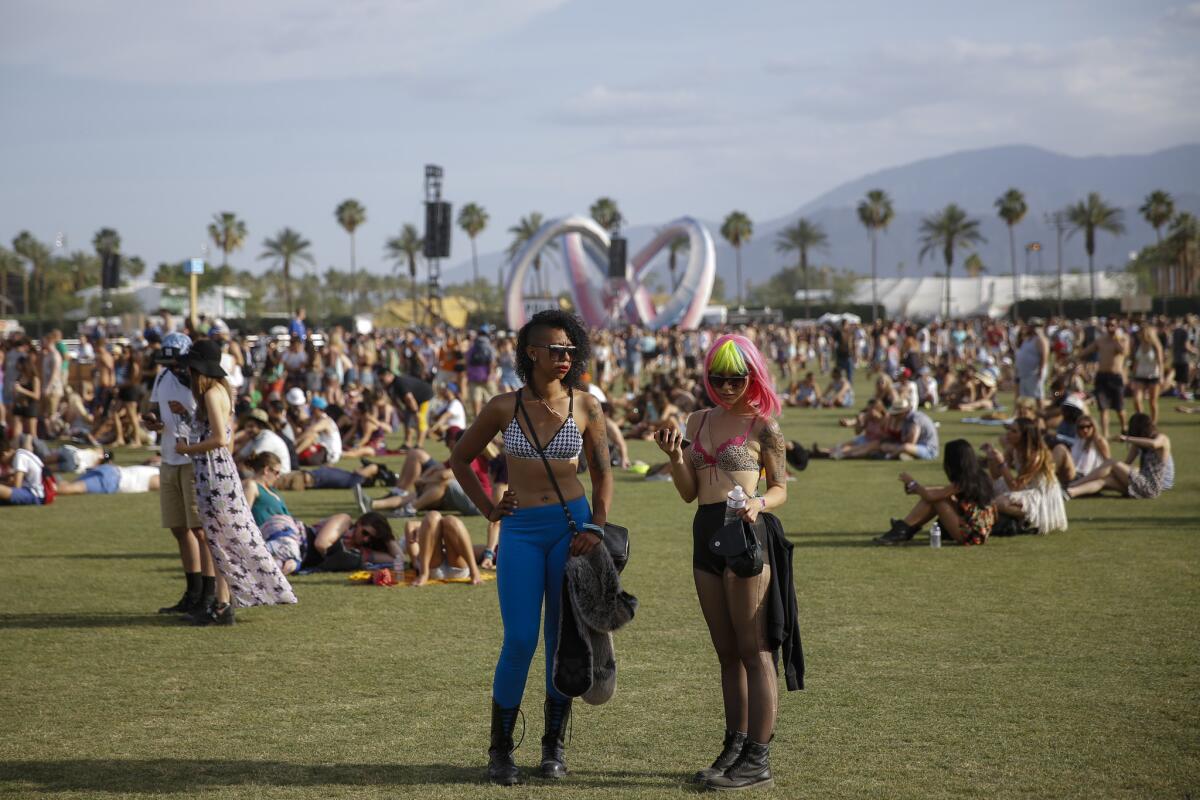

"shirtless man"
[92, 331, 117, 420]
[1076, 317, 1129, 439]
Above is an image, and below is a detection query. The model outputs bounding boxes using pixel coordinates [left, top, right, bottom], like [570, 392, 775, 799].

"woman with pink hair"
[654, 333, 798, 791]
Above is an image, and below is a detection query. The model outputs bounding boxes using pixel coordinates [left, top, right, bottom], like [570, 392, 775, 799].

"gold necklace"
[529, 387, 567, 422]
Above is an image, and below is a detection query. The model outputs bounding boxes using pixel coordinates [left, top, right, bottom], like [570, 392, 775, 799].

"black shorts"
[1173, 362, 1190, 381]
[1094, 371, 1124, 411]
[692, 502, 769, 576]
[117, 385, 146, 404]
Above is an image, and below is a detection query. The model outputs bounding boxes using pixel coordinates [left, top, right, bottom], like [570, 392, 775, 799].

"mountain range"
[440, 143, 1200, 294]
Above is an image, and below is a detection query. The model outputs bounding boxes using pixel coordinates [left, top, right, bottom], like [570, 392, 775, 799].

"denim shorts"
[913, 444, 938, 460]
[3, 486, 43, 505]
[443, 480, 480, 516]
[80, 465, 121, 494]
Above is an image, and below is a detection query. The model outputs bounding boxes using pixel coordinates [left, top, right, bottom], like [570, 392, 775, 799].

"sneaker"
[390, 503, 418, 518]
[157, 593, 198, 614]
[353, 484, 372, 516]
[873, 519, 915, 546]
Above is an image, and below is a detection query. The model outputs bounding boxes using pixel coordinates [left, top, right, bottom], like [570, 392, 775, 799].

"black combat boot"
[488, 699, 523, 786]
[539, 697, 572, 779]
[873, 518, 917, 545]
[705, 738, 773, 791]
[691, 729, 747, 784]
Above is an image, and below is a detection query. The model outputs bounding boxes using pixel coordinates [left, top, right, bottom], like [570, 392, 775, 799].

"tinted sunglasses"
[532, 344, 576, 361]
[710, 374, 748, 388]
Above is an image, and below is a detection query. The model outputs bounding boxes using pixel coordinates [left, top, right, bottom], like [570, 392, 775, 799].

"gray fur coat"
[552, 542, 637, 705]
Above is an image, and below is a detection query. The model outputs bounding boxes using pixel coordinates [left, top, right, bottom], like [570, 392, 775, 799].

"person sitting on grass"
[879, 398, 939, 461]
[1067, 412, 1174, 500]
[292, 396, 343, 466]
[820, 367, 854, 408]
[339, 390, 396, 459]
[872, 373, 898, 408]
[983, 417, 1067, 534]
[402, 510, 483, 586]
[0, 435, 47, 506]
[786, 372, 821, 408]
[874, 439, 997, 546]
[1051, 414, 1110, 489]
[428, 382, 468, 444]
[809, 398, 892, 459]
[948, 368, 998, 411]
[55, 463, 160, 495]
[233, 409, 294, 473]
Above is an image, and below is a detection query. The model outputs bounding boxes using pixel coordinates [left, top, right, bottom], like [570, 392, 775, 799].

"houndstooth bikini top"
[504, 388, 583, 460]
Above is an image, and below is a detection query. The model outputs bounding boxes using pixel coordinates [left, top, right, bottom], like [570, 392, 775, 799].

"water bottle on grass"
[930, 522, 942, 549]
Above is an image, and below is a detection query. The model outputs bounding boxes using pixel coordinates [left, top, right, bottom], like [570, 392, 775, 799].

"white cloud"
[554, 84, 704, 125]
[0, 0, 567, 83]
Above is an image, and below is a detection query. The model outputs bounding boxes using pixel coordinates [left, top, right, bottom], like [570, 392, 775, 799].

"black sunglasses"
[532, 344, 576, 362]
[710, 374, 748, 388]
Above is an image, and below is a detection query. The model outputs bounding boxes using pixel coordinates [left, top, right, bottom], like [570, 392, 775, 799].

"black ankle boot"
[691, 730, 747, 783]
[705, 738, 773, 791]
[874, 518, 917, 546]
[488, 700, 523, 786]
[539, 697, 571, 779]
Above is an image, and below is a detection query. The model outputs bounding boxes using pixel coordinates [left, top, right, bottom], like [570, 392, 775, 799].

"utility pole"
[1045, 212, 1066, 319]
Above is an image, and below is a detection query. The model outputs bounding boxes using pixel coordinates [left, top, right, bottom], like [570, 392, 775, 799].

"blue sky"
[2, 0, 1197, 278]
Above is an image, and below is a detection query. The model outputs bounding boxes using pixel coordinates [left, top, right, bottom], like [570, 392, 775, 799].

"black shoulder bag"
[518, 391, 630, 573]
[709, 516, 765, 578]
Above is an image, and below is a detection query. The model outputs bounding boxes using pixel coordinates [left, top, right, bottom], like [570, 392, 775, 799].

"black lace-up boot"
[539, 697, 572, 779]
[691, 729, 747, 784]
[488, 699, 523, 786]
[705, 738, 773, 791]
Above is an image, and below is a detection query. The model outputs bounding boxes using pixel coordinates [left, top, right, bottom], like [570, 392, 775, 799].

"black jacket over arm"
[763, 513, 804, 690]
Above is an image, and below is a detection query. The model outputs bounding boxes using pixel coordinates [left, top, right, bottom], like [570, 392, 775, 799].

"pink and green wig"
[703, 334, 782, 418]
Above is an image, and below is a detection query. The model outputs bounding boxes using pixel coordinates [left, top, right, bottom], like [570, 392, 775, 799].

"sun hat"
[1061, 395, 1086, 412]
[157, 332, 192, 363]
[977, 371, 997, 389]
[182, 339, 226, 378]
[244, 408, 270, 426]
[888, 398, 914, 415]
[311, 396, 328, 410]
[286, 387, 306, 406]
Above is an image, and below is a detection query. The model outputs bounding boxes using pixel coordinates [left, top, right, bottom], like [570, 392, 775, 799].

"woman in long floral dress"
[176, 340, 297, 626]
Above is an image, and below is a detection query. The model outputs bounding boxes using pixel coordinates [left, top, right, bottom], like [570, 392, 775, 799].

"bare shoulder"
[753, 415, 785, 444]
[579, 391, 604, 422]
[684, 408, 708, 437]
[482, 390, 519, 418]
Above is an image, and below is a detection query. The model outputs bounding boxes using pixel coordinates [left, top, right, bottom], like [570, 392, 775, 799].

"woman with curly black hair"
[449, 309, 613, 786]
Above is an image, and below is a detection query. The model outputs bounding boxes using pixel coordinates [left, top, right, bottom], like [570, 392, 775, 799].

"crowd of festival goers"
[2, 307, 1191, 559]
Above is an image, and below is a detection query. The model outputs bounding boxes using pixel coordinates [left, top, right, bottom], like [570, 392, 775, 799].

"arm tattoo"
[585, 398, 612, 475]
[758, 418, 787, 486]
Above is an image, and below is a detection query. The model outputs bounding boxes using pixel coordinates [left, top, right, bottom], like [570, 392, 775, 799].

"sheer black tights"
[693, 566, 777, 743]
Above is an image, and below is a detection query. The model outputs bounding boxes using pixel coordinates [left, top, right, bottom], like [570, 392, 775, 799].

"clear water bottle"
[930, 521, 942, 549]
[393, 550, 407, 579]
[725, 484, 748, 524]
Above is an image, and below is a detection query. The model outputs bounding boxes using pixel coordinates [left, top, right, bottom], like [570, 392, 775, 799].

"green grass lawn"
[1, 382, 1198, 799]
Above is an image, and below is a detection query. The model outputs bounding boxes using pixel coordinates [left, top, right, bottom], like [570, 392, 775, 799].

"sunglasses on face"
[532, 344, 576, 362]
[710, 374, 748, 388]
[1078, 424, 1094, 431]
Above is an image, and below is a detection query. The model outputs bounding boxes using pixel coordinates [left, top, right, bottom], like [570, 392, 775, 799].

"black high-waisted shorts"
[693, 502, 769, 576]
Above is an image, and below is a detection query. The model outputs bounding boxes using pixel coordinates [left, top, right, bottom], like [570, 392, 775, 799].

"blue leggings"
[492, 495, 590, 708]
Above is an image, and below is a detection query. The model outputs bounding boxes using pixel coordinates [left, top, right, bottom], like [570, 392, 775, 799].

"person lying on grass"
[55, 463, 160, 495]
[874, 439, 997, 546]
[1067, 412, 1174, 500]
[0, 434, 46, 506]
[244, 451, 399, 574]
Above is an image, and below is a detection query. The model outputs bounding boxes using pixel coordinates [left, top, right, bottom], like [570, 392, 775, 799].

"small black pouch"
[709, 518, 765, 578]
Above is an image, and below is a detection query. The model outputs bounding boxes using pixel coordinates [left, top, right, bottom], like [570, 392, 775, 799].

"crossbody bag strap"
[518, 396, 578, 535]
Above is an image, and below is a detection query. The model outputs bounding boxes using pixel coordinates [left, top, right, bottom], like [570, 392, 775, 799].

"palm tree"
[12, 231, 41, 314]
[995, 188, 1028, 320]
[918, 204, 986, 319]
[385, 224, 424, 323]
[259, 228, 315, 313]
[1140, 190, 1175, 244]
[507, 212, 546, 297]
[720, 211, 753, 305]
[207, 212, 248, 269]
[775, 218, 829, 320]
[1065, 192, 1126, 316]
[457, 203, 489, 304]
[856, 189, 894, 322]
[667, 236, 689, 291]
[589, 197, 623, 233]
[335, 199, 367, 304]
[1167, 212, 1199, 296]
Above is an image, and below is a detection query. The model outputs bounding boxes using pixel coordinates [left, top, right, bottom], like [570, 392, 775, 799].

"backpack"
[467, 340, 494, 367]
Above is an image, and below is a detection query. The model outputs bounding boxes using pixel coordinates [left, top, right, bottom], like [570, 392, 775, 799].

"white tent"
[852, 273, 1134, 318]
